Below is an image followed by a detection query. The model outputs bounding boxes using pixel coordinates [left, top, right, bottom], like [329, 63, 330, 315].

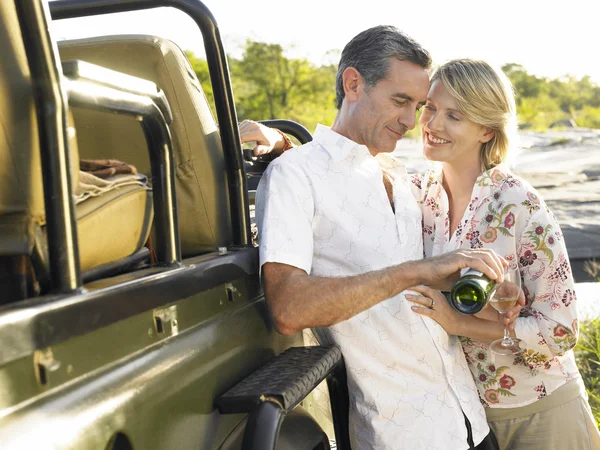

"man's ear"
[481, 127, 495, 143]
[343, 67, 363, 103]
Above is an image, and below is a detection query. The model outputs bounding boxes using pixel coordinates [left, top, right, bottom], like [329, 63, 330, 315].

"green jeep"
[0, 1, 350, 448]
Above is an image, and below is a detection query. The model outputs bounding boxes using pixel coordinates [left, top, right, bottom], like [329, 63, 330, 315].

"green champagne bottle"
[449, 268, 497, 314]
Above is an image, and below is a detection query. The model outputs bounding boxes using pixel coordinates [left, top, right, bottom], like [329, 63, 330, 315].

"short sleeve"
[255, 159, 315, 275]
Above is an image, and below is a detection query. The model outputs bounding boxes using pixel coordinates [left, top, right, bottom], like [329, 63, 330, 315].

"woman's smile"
[425, 131, 451, 145]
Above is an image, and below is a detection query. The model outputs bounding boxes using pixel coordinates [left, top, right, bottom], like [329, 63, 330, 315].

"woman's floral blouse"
[411, 164, 581, 408]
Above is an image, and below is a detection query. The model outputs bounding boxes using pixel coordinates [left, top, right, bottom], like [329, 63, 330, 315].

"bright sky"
[50, 0, 600, 83]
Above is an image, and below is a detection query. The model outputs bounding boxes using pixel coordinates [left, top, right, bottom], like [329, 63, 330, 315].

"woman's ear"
[480, 127, 495, 143]
[343, 67, 363, 103]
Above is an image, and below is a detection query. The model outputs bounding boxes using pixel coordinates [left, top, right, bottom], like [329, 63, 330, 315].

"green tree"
[518, 95, 564, 130]
[575, 105, 600, 129]
[185, 41, 337, 133]
[229, 40, 337, 131]
[502, 63, 548, 103]
[547, 75, 600, 113]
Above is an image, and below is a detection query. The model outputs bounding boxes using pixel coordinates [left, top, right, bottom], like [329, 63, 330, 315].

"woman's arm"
[239, 120, 294, 155]
[406, 199, 579, 359]
[512, 204, 579, 365]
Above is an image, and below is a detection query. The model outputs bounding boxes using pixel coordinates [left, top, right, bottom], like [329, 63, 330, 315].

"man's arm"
[263, 249, 507, 336]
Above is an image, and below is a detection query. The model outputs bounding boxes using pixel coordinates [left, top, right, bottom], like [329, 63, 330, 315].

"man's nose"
[399, 110, 416, 131]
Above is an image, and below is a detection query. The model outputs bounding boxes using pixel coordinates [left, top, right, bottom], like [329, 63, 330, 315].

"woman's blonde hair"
[430, 59, 518, 170]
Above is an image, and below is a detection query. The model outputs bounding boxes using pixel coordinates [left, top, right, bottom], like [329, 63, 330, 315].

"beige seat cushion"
[75, 184, 153, 271]
[59, 35, 233, 257]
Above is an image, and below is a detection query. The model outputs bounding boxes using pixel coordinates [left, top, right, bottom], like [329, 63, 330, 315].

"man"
[253, 26, 505, 449]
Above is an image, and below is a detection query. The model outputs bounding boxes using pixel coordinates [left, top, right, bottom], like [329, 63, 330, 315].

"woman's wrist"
[452, 313, 473, 337]
[458, 316, 514, 344]
[272, 128, 294, 153]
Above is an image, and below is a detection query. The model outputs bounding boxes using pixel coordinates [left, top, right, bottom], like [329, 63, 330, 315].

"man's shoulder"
[258, 142, 323, 194]
[269, 140, 327, 171]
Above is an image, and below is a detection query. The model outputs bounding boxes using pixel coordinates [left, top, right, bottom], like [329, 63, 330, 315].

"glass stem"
[502, 314, 513, 346]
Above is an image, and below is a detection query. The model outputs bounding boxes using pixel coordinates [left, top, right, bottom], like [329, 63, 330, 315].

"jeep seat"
[58, 35, 233, 258]
[0, 1, 153, 299]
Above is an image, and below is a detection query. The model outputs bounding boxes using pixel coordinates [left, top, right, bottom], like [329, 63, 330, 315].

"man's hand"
[239, 120, 284, 156]
[412, 248, 508, 291]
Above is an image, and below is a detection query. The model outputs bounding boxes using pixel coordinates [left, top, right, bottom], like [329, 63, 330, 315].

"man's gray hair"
[335, 25, 432, 109]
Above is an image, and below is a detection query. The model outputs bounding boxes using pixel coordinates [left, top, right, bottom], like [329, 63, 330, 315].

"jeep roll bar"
[15, 0, 83, 294]
[1, 0, 270, 369]
[15, 0, 182, 294]
[50, 0, 252, 249]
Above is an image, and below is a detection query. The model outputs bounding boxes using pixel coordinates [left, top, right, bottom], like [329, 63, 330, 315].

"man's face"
[349, 58, 429, 154]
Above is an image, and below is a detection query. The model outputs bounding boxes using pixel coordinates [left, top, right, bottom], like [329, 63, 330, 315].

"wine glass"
[489, 267, 524, 355]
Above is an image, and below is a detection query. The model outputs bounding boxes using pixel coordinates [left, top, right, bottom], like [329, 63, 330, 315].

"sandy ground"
[394, 129, 600, 319]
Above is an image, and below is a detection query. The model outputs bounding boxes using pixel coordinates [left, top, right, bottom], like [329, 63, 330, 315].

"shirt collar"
[376, 152, 408, 182]
[313, 124, 371, 163]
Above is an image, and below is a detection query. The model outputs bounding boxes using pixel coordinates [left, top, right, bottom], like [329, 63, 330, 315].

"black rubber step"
[216, 346, 342, 414]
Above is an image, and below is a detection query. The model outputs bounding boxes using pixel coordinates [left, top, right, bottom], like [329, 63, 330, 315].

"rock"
[550, 118, 578, 129]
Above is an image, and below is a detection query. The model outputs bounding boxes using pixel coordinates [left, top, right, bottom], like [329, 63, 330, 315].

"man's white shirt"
[256, 125, 489, 449]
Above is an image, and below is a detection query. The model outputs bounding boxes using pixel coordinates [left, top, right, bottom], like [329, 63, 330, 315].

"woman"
[405, 59, 599, 449]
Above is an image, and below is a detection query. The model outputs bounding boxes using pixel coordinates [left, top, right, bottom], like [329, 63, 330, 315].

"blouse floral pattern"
[411, 164, 581, 408]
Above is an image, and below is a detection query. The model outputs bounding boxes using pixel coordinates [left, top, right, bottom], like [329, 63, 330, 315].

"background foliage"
[575, 318, 600, 427]
[186, 40, 600, 133]
[186, 41, 337, 133]
[502, 63, 600, 130]
[578, 261, 600, 427]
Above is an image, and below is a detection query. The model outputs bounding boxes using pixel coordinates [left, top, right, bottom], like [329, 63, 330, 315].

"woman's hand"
[405, 285, 466, 336]
[239, 120, 284, 156]
[475, 288, 526, 329]
[406, 285, 524, 337]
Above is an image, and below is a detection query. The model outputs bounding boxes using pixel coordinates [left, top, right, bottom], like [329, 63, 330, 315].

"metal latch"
[153, 305, 179, 336]
[225, 283, 239, 303]
[34, 348, 60, 387]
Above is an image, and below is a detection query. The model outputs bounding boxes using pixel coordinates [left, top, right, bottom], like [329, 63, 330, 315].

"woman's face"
[419, 80, 492, 167]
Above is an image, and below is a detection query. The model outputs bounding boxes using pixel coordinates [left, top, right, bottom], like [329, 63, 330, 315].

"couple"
[246, 26, 599, 449]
